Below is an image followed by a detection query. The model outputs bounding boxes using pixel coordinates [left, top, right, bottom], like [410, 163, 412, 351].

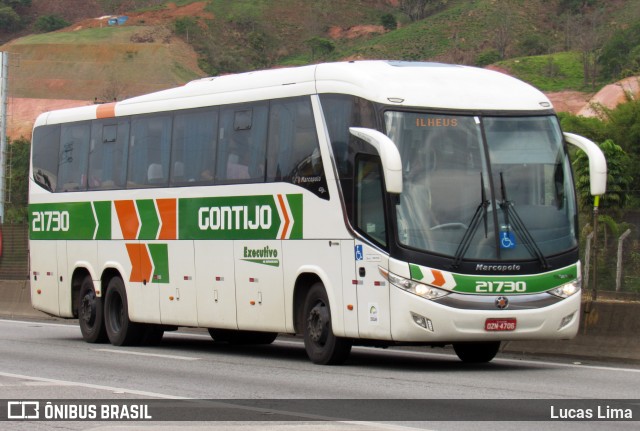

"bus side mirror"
[349, 127, 403, 194]
[563, 132, 607, 196]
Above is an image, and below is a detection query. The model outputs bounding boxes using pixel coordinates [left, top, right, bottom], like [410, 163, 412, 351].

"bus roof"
[35, 60, 553, 127]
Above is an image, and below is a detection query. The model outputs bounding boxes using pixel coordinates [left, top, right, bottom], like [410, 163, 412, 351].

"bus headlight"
[379, 268, 449, 300]
[549, 279, 581, 298]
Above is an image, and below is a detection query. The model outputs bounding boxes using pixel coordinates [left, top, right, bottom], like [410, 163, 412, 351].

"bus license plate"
[485, 318, 516, 331]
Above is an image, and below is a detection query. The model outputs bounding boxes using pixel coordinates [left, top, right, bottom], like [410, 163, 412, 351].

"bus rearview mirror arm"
[349, 127, 403, 194]
[563, 132, 607, 196]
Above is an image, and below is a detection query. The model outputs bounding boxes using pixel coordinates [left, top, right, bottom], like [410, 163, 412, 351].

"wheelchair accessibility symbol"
[355, 245, 364, 261]
[500, 231, 516, 249]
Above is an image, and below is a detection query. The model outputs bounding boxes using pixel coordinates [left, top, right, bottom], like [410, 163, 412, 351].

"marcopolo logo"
[180, 194, 302, 240]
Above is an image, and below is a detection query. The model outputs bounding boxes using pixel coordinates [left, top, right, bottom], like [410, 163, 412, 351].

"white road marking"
[0, 370, 190, 399]
[93, 348, 200, 361]
[3, 318, 640, 374]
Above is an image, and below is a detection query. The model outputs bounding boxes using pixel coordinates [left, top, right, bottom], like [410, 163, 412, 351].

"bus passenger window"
[128, 114, 172, 188]
[171, 108, 218, 185]
[57, 122, 90, 192]
[267, 97, 328, 199]
[32, 125, 60, 192]
[88, 120, 129, 190]
[216, 103, 267, 184]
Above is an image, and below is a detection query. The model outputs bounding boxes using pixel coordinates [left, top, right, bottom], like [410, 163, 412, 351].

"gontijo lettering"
[198, 205, 272, 231]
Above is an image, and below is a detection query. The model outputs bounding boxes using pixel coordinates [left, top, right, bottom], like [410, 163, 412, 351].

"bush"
[34, 14, 69, 33]
[475, 49, 501, 67]
[380, 13, 397, 31]
[0, 5, 22, 32]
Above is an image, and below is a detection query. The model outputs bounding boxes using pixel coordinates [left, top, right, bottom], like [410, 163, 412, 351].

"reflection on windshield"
[385, 112, 577, 262]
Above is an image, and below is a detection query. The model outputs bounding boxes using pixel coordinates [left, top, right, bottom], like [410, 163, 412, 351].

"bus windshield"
[385, 112, 577, 263]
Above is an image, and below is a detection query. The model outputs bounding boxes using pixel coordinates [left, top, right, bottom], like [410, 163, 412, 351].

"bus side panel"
[282, 239, 345, 335]
[340, 240, 359, 338]
[30, 240, 60, 316]
[160, 241, 197, 326]
[354, 240, 391, 340]
[195, 240, 237, 329]
[62, 240, 97, 318]
[99, 240, 161, 324]
[235, 240, 284, 332]
[56, 241, 70, 317]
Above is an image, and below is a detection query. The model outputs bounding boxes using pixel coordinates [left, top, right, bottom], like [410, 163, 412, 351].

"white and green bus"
[29, 61, 606, 364]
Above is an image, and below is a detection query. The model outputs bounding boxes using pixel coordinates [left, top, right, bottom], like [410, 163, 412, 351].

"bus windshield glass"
[385, 112, 577, 262]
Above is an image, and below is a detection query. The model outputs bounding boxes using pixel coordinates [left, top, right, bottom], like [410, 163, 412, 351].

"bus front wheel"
[104, 276, 143, 346]
[453, 341, 501, 363]
[303, 282, 352, 365]
[78, 275, 107, 343]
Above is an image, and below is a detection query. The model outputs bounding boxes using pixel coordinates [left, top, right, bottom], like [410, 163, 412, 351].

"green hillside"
[1, 0, 639, 99]
[3, 25, 204, 100]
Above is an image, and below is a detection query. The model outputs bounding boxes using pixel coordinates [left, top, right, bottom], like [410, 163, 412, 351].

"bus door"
[353, 156, 392, 340]
[234, 240, 285, 332]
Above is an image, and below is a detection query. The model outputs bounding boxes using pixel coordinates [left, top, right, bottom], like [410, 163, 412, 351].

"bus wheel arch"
[293, 273, 323, 334]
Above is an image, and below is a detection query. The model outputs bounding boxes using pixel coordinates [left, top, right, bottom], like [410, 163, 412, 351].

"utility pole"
[0, 51, 8, 223]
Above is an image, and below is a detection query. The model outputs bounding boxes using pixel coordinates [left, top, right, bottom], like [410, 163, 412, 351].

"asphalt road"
[0, 318, 638, 431]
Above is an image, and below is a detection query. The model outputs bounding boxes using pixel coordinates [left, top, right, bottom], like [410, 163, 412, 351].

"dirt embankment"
[8, 98, 91, 139]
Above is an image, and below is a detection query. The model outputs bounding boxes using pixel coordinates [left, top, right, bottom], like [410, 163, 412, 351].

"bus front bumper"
[390, 286, 581, 343]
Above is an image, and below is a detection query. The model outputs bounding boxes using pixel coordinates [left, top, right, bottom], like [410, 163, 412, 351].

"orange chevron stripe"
[156, 198, 177, 240]
[277, 194, 290, 239]
[431, 269, 446, 287]
[96, 102, 116, 119]
[126, 243, 152, 283]
[114, 200, 139, 240]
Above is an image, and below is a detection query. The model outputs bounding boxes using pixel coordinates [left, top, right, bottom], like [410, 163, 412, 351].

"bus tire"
[104, 276, 143, 346]
[453, 341, 501, 363]
[208, 328, 277, 345]
[78, 275, 108, 343]
[303, 282, 352, 365]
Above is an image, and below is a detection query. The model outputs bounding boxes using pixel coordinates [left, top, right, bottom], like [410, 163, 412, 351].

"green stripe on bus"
[136, 199, 160, 240]
[30, 202, 96, 240]
[450, 265, 578, 294]
[286, 194, 303, 240]
[149, 243, 169, 284]
[178, 194, 303, 240]
[93, 201, 112, 240]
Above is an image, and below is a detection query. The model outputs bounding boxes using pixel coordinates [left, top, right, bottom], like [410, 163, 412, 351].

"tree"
[598, 22, 640, 80]
[380, 13, 397, 31]
[573, 139, 632, 214]
[5, 137, 30, 223]
[399, 0, 447, 22]
[34, 15, 69, 33]
[0, 5, 21, 31]
[306, 37, 334, 61]
[557, 0, 597, 14]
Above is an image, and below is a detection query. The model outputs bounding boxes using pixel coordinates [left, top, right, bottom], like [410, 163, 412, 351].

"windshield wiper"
[499, 172, 549, 269]
[451, 172, 489, 269]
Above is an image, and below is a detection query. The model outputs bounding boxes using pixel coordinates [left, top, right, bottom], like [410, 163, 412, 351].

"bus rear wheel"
[453, 341, 501, 363]
[78, 275, 107, 343]
[303, 282, 352, 365]
[104, 276, 143, 346]
[208, 328, 277, 345]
